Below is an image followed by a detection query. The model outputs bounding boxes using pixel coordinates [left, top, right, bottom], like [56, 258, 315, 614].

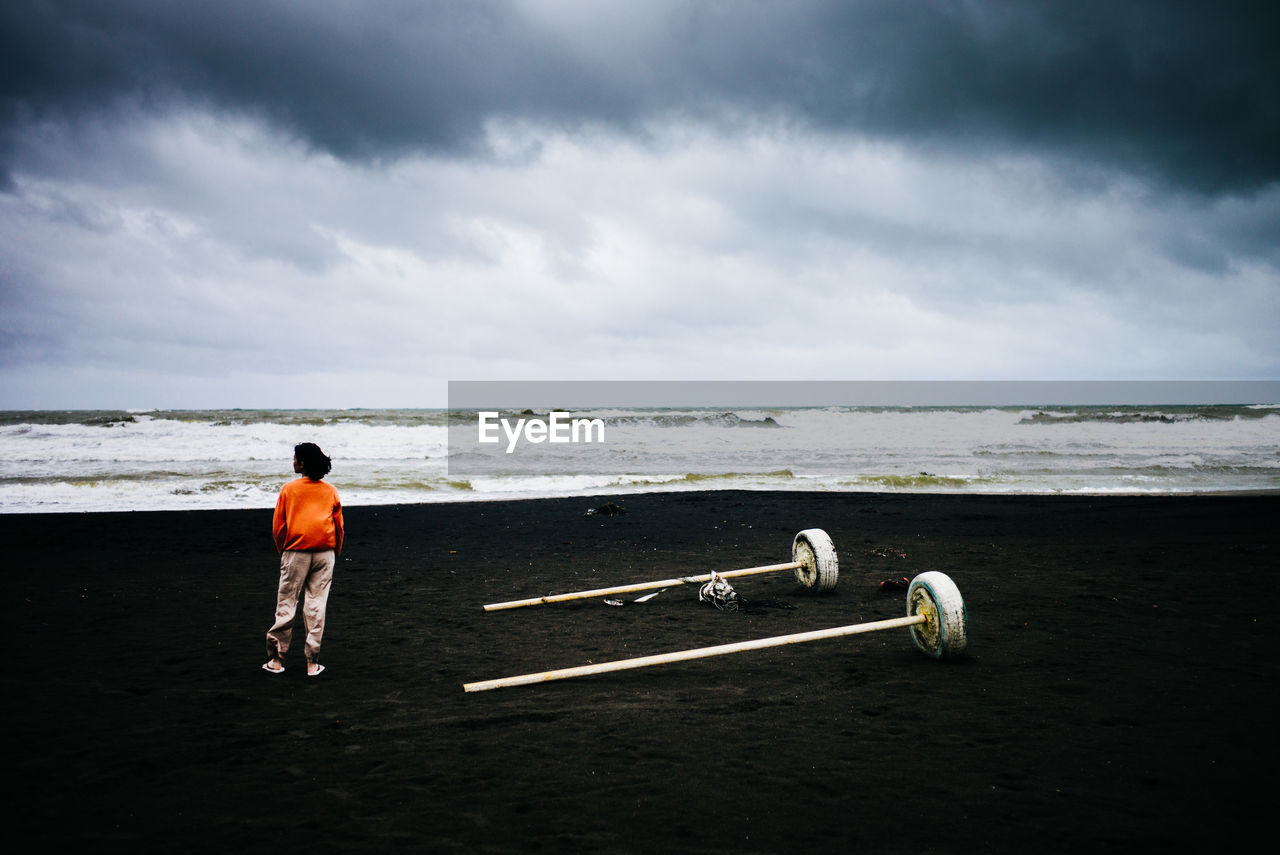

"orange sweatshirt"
[273, 477, 344, 554]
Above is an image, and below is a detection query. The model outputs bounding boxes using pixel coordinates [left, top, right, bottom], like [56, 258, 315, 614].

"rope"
[698, 571, 741, 612]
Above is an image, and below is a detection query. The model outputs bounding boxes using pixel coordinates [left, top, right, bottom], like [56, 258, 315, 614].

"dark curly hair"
[294, 442, 332, 480]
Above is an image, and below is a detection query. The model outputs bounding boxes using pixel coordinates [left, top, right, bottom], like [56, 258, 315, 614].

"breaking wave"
[1, 405, 1277, 512]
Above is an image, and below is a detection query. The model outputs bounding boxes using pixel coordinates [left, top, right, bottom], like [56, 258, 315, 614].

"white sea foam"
[1, 406, 1276, 512]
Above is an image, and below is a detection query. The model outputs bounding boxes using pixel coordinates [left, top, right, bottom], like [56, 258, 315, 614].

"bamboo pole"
[463, 613, 928, 692]
[482, 561, 803, 611]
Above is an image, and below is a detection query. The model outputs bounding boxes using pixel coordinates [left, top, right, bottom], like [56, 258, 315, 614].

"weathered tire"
[907, 571, 968, 659]
[792, 529, 838, 591]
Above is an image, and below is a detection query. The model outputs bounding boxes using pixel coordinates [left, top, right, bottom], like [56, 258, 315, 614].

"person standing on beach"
[263, 442, 344, 677]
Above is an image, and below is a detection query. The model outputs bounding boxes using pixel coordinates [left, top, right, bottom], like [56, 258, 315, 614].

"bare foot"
[262, 658, 285, 674]
[307, 662, 325, 676]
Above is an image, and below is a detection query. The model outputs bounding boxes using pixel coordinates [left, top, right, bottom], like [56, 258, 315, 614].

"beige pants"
[266, 549, 335, 664]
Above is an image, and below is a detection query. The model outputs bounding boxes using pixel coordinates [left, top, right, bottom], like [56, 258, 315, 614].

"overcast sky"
[2, 0, 1277, 409]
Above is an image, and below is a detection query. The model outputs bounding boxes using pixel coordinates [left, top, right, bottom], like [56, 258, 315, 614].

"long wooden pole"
[463, 613, 927, 692]
[481, 561, 803, 611]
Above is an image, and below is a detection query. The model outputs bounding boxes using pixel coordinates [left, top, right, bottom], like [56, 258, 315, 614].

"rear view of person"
[263, 442, 344, 677]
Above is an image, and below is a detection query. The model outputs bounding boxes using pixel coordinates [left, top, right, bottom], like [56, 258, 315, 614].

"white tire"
[907, 571, 968, 659]
[792, 529, 839, 591]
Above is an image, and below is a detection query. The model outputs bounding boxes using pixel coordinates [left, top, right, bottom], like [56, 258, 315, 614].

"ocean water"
[0, 405, 1277, 513]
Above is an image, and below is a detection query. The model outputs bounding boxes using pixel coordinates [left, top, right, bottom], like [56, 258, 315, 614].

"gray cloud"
[3, 0, 1278, 194]
[1, 1, 1276, 408]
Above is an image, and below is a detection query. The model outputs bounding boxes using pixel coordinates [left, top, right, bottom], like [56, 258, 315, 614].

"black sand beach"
[3, 490, 1276, 853]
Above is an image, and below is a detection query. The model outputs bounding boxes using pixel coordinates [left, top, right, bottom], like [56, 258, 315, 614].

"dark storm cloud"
[3, 0, 1277, 194]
